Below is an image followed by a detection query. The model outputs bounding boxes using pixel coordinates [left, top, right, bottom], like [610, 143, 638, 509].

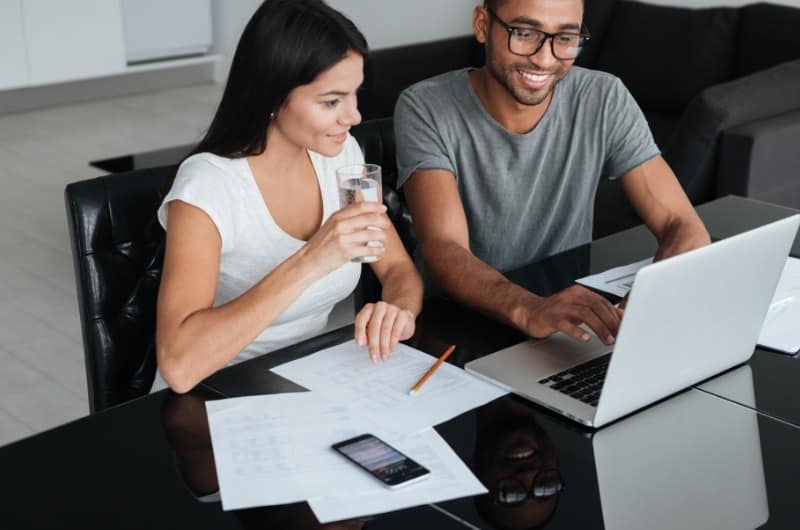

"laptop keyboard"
[538, 353, 612, 407]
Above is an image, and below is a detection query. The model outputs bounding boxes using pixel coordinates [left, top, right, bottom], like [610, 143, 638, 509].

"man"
[395, 0, 710, 346]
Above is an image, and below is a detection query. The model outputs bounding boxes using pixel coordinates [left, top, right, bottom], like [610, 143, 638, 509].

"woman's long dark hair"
[197, 0, 367, 159]
[162, 0, 367, 194]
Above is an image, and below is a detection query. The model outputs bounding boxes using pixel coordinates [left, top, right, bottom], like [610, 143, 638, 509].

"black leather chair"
[65, 122, 401, 411]
[351, 117, 415, 255]
[65, 166, 171, 413]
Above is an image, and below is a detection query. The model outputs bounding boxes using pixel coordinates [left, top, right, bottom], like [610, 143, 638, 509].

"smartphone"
[332, 433, 431, 488]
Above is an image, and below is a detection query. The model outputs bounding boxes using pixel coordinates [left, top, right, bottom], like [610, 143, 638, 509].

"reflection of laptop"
[593, 369, 768, 529]
[466, 215, 800, 428]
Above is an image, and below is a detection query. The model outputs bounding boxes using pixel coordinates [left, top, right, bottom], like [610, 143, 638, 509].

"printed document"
[205, 393, 485, 513]
[577, 256, 800, 354]
[576, 257, 652, 297]
[271, 340, 507, 434]
[308, 428, 487, 523]
[757, 257, 800, 353]
[206, 392, 370, 509]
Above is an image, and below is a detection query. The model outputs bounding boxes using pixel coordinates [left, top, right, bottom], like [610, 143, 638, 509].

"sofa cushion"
[574, 0, 618, 68]
[643, 111, 679, 151]
[359, 36, 481, 121]
[594, 1, 738, 115]
[663, 58, 800, 204]
[735, 3, 800, 77]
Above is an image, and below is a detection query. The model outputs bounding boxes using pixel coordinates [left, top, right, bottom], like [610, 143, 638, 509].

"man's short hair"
[483, 0, 583, 12]
[484, 0, 506, 11]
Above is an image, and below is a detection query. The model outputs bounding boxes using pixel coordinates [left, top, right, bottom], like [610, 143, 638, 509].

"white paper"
[576, 257, 652, 297]
[271, 341, 507, 435]
[206, 392, 379, 510]
[308, 428, 487, 523]
[758, 257, 800, 354]
[578, 256, 800, 354]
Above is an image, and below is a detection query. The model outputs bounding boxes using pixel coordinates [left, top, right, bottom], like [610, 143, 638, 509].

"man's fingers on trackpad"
[560, 322, 591, 342]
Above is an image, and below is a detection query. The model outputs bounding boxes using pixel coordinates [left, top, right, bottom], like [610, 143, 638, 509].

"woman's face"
[273, 51, 364, 157]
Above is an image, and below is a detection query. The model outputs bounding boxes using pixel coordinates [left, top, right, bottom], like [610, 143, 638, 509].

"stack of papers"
[757, 257, 800, 353]
[576, 257, 653, 297]
[205, 341, 507, 522]
[577, 256, 800, 354]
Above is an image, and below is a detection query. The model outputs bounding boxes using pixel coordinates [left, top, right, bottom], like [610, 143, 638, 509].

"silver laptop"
[466, 215, 800, 428]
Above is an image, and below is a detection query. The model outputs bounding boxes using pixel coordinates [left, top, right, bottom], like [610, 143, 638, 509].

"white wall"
[210, 0, 476, 82]
[209, 0, 261, 82]
[327, 0, 475, 49]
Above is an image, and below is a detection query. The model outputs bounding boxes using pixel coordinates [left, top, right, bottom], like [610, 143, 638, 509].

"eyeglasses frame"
[485, 7, 591, 60]
[492, 468, 566, 506]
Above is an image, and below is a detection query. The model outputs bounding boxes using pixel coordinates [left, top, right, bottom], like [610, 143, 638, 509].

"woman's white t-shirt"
[157, 134, 363, 370]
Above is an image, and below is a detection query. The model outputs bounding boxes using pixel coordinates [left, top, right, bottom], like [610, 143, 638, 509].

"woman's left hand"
[354, 301, 416, 362]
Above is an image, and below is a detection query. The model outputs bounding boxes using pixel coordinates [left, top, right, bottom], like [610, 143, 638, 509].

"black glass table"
[90, 144, 192, 173]
[3, 195, 800, 529]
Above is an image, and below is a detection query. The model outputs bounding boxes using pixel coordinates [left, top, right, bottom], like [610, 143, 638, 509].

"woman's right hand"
[302, 202, 390, 275]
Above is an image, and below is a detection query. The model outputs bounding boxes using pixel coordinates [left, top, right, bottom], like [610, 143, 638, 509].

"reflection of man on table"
[396, 0, 709, 345]
[472, 397, 563, 528]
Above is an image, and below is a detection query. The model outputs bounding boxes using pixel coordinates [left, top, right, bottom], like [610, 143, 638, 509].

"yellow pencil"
[408, 345, 456, 396]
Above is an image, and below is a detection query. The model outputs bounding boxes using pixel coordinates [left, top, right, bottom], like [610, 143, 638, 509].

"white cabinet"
[0, 0, 29, 90]
[22, 0, 126, 85]
[122, 0, 212, 63]
[0, 0, 215, 94]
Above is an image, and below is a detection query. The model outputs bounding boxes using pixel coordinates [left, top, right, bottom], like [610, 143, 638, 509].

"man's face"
[479, 0, 584, 106]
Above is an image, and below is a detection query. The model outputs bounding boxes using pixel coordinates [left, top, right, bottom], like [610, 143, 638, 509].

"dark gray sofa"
[356, 0, 800, 239]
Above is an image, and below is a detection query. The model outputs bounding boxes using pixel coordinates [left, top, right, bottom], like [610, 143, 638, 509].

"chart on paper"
[272, 341, 507, 434]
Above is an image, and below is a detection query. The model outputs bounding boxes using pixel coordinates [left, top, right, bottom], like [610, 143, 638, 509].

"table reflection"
[458, 366, 769, 529]
[472, 397, 562, 529]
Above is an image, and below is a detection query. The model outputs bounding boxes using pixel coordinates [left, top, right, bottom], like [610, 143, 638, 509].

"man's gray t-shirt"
[395, 67, 659, 273]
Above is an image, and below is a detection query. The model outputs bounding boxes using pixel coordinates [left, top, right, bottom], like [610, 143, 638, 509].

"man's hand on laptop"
[515, 285, 622, 346]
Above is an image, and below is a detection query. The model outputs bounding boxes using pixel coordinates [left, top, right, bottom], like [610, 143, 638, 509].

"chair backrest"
[350, 117, 416, 254]
[350, 117, 419, 306]
[64, 166, 172, 413]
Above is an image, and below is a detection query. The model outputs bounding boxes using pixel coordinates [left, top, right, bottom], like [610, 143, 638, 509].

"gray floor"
[0, 83, 355, 447]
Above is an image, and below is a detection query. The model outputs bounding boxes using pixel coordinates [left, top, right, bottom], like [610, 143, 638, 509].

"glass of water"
[336, 163, 383, 263]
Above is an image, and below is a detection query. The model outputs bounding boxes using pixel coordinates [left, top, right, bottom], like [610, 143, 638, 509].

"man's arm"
[405, 169, 621, 345]
[620, 155, 711, 261]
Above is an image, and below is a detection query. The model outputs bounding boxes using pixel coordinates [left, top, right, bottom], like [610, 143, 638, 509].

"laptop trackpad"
[508, 332, 609, 379]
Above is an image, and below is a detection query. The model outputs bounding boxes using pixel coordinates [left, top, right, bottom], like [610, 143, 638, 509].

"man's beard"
[486, 48, 564, 106]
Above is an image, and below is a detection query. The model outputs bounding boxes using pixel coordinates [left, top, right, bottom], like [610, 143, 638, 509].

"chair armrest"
[664, 59, 800, 203]
[717, 110, 800, 208]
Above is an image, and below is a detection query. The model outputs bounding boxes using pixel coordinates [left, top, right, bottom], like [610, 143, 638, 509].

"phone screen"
[333, 434, 430, 487]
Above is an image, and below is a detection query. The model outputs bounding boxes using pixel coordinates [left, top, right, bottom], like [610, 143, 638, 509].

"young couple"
[156, 0, 709, 393]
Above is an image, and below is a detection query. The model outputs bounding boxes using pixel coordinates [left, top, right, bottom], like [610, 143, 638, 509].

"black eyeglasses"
[486, 7, 590, 60]
[492, 469, 565, 506]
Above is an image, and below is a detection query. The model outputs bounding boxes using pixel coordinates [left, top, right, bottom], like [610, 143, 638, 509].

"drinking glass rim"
[336, 163, 382, 179]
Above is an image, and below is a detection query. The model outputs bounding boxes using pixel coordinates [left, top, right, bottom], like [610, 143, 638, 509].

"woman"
[156, 0, 423, 393]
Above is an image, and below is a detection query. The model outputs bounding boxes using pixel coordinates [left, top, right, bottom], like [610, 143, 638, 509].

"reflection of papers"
[576, 257, 652, 297]
[308, 429, 487, 524]
[271, 340, 507, 434]
[758, 257, 800, 354]
[578, 257, 800, 354]
[205, 393, 485, 517]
